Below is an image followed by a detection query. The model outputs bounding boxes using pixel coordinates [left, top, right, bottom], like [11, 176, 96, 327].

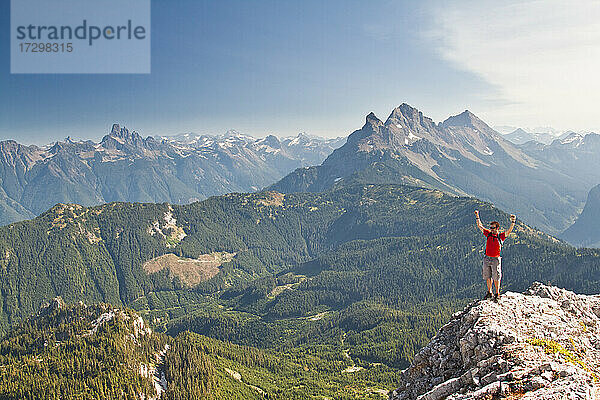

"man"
[474, 210, 516, 301]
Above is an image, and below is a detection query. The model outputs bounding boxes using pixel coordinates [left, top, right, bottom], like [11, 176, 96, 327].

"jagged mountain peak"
[559, 132, 585, 145]
[100, 123, 161, 151]
[365, 111, 383, 126]
[386, 103, 435, 128]
[510, 127, 529, 135]
[319, 112, 388, 161]
[283, 132, 310, 145]
[353, 112, 384, 141]
[388, 103, 421, 118]
[442, 109, 486, 129]
[102, 123, 145, 147]
[109, 123, 134, 138]
[258, 134, 281, 148]
[390, 282, 600, 400]
[0, 140, 30, 155]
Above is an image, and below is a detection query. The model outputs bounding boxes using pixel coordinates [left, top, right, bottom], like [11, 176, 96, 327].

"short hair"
[490, 221, 500, 228]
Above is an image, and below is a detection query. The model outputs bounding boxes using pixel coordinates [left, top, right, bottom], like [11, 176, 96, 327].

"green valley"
[0, 182, 598, 398]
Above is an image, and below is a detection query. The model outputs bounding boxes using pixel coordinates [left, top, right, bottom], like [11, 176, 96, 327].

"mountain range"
[518, 132, 600, 190]
[494, 125, 578, 145]
[271, 104, 600, 236]
[0, 126, 345, 226]
[3, 105, 600, 240]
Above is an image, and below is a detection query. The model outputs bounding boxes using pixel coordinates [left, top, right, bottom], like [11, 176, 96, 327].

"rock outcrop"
[390, 283, 600, 400]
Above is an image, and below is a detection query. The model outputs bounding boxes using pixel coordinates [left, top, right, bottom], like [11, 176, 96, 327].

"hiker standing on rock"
[474, 210, 516, 301]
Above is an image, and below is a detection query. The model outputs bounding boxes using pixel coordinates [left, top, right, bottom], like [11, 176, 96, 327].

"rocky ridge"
[30, 297, 168, 399]
[390, 283, 600, 400]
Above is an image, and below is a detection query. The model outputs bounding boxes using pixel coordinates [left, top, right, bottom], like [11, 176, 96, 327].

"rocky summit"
[390, 283, 600, 400]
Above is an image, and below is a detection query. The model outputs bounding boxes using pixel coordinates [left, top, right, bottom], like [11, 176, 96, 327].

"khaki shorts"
[482, 256, 502, 281]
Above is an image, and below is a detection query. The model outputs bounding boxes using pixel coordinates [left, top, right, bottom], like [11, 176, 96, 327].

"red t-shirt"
[482, 229, 506, 257]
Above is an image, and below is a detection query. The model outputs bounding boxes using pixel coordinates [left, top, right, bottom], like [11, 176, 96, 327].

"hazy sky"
[1, 0, 599, 144]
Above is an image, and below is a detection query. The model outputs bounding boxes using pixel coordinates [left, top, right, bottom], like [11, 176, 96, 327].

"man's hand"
[474, 210, 484, 232]
[506, 214, 516, 235]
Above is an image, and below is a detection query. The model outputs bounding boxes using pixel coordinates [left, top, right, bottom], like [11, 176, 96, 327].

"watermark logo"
[11, 0, 151, 74]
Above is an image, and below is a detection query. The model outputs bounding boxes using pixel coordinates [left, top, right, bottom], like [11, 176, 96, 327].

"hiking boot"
[484, 292, 493, 300]
[493, 292, 501, 302]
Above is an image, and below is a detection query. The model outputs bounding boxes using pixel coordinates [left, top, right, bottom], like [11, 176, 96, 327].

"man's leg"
[492, 257, 502, 298]
[493, 278, 500, 295]
[482, 257, 493, 299]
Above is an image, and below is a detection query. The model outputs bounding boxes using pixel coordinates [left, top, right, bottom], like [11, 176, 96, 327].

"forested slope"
[0, 183, 598, 374]
[0, 298, 404, 399]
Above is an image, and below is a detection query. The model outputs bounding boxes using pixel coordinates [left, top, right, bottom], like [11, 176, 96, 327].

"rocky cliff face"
[561, 184, 600, 248]
[390, 283, 600, 400]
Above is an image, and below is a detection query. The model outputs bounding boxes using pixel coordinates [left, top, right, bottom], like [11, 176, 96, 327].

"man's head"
[490, 221, 500, 231]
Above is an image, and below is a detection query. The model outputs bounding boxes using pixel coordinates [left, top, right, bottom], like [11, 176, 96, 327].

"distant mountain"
[554, 131, 586, 146]
[531, 126, 561, 135]
[561, 184, 600, 247]
[159, 130, 346, 169]
[518, 132, 600, 193]
[494, 125, 562, 136]
[280, 132, 346, 166]
[0, 125, 344, 225]
[503, 127, 557, 145]
[270, 104, 588, 234]
[558, 130, 579, 140]
[504, 127, 533, 144]
[493, 125, 519, 134]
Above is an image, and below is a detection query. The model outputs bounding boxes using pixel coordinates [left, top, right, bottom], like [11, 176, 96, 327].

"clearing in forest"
[142, 252, 235, 287]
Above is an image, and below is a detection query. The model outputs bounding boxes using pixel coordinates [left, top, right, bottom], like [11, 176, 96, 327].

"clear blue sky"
[4, 0, 595, 144]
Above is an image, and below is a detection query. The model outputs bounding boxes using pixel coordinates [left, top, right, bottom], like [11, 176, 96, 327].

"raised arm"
[505, 214, 516, 236]
[474, 210, 485, 232]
